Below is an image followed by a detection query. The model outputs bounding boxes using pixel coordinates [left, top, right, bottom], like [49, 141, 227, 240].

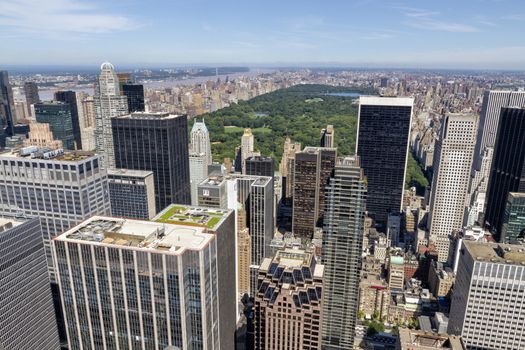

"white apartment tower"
[241, 128, 255, 173]
[428, 114, 477, 262]
[190, 119, 212, 165]
[94, 62, 128, 168]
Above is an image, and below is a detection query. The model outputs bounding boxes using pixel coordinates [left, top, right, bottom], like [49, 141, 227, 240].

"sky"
[1, 0, 525, 69]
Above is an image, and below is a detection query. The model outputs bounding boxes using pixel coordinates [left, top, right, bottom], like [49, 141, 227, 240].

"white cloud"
[0, 0, 138, 35]
[395, 6, 480, 33]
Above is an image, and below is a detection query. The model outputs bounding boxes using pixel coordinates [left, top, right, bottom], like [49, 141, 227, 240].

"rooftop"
[108, 168, 154, 178]
[0, 147, 96, 161]
[360, 95, 414, 107]
[154, 204, 231, 230]
[274, 248, 314, 268]
[0, 216, 24, 232]
[398, 328, 466, 349]
[115, 112, 184, 120]
[56, 216, 213, 254]
[464, 241, 525, 265]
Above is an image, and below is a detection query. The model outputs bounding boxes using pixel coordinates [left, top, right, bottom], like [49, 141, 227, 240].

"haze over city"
[1, 0, 525, 68]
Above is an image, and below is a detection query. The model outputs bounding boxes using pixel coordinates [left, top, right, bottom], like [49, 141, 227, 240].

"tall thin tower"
[322, 156, 367, 349]
[191, 119, 212, 165]
[428, 114, 478, 262]
[94, 62, 128, 168]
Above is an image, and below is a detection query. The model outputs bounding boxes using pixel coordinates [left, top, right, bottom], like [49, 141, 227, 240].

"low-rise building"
[397, 328, 466, 349]
[428, 261, 454, 298]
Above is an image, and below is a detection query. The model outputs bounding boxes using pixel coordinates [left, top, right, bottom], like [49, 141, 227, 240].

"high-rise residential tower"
[34, 101, 75, 150]
[112, 112, 191, 212]
[0, 70, 17, 144]
[320, 124, 335, 148]
[79, 93, 96, 151]
[53, 208, 236, 350]
[448, 241, 525, 349]
[428, 114, 477, 262]
[94, 62, 129, 167]
[322, 156, 367, 350]
[0, 215, 60, 350]
[292, 147, 336, 239]
[280, 137, 301, 202]
[190, 119, 212, 165]
[255, 248, 324, 350]
[485, 107, 525, 240]
[356, 96, 413, 229]
[23, 81, 40, 116]
[54, 90, 82, 149]
[189, 153, 209, 205]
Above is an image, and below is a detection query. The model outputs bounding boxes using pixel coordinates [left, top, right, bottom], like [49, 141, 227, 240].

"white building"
[428, 114, 477, 262]
[189, 153, 209, 206]
[448, 241, 525, 350]
[94, 62, 128, 168]
[241, 128, 254, 174]
[190, 119, 212, 165]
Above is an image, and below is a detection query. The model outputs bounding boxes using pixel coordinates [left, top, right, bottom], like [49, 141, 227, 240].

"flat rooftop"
[274, 248, 314, 268]
[199, 176, 226, 187]
[108, 168, 154, 178]
[0, 217, 24, 231]
[0, 147, 96, 162]
[398, 328, 466, 349]
[56, 216, 213, 254]
[360, 95, 414, 107]
[115, 112, 183, 120]
[154, 204, 231, 231]
[464, 241, 525, 265]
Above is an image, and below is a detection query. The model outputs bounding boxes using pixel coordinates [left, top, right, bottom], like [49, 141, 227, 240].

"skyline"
[1, 0, 525, 69]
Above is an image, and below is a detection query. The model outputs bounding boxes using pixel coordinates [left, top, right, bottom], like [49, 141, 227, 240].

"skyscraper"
[237, 206, 251, 296]
[485, 107, 525, 240]
[0, 148, 111, 279]
[79, 93, 96, 151]
[245, 155, 275, 179]
[191, 119, 212, 165]
[189, 152, 209, 205]
[34, 101, 75, 150]
[292, 147, 336, 239]
[322, 156, 366, 349]
[320, 124, 335, 148]
[279, 137, 301, 203]
[0, 70, 17, 144]
[122, 83, 145, 112]
[23, 81, 40, 116]
[54, 90, 82, 149]
[53, 208, 236, 350]
[94, 62, 129, 167]
[501, 192, 525, 243]
[0, 215, 60, 350]
[241, 128, 255, 173]
[24, 122, 63, 149]
[107, 168, 156, 219]
[112, 112, 191, 212]
[356, 96, 413, 229]
[255, 248, 324, 350]
[448, 241, 525, 349]
[428, 114, 478, 262]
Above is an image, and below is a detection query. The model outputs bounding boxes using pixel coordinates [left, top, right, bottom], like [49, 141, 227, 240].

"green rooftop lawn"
[157, 205, 224, 228]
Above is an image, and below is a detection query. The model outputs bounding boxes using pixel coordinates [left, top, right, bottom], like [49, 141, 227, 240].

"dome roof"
[100, 61, 115, 71]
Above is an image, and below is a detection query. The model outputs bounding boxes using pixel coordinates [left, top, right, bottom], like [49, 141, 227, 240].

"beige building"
[279, 137, 301, 202]
[389, 255, 405, 290]
[397, 328, 466, 349]
[237, 207, 251, 296]
[24, 122, 63, 149]
[428, 261, 455, 298]
[255, 248, 324, 350]
[358, 273, 390, 320]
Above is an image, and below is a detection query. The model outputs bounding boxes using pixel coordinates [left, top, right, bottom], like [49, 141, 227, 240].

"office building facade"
[122, 83, 145, 112]
[35, 101, 75, 150]
[485, 107, 525, 241]
[0, 148, 111, 278]
[54, 90, 82, 149]
[448, 241, 525, 350]
[356, 96, 413, 229]
[94, 62, 129, 168]
[189, 152, 209, 205]
[246, 155, 275, 179]
[428, 114, 478, 261]
[320, 124, 335, 148]
[108, 168, 156, 219]
[0, 71, 17, 144]
[292, 147, 336, 238]
[0, 215, 60, 350]
[255, 248, 324, 350]
[112, 112, 191, 212]
[501, 192, 525, 243]
[24, 81, 40, 116]
[54, 209, 236, 350]
[322, 156, 367, 349]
